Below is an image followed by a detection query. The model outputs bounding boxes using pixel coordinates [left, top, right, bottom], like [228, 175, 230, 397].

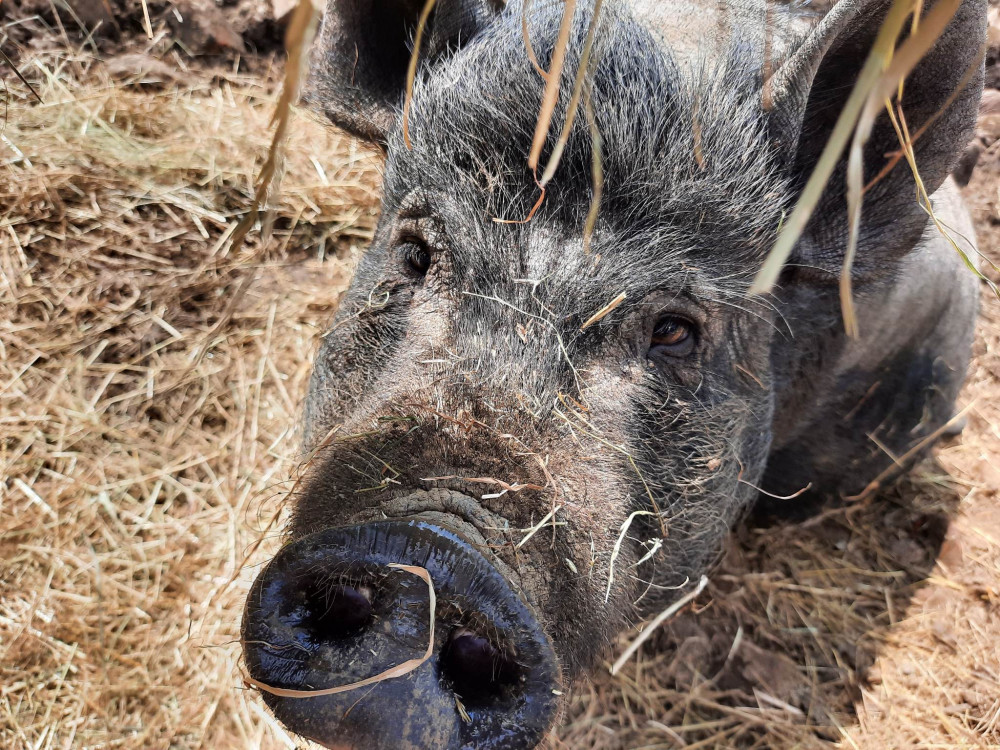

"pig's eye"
[400, 238, 431, 277]
[650, 316, 696, 357]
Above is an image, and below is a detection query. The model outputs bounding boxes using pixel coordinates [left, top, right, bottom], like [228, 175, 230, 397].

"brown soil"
[1, 3, 998, 749]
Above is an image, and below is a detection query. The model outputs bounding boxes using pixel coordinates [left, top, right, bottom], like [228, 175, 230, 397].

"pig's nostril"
[445, 628, 497, 680]
[309, 583, 373, 638]
[441, 626, 516, 698]
[285, 577, 374, 641]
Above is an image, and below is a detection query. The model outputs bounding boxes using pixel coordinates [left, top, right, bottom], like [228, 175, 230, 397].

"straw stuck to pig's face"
[241, 0, 985, 747]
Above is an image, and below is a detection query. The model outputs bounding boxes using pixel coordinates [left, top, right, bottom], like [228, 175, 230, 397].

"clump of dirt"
[1, 0, 289, 66]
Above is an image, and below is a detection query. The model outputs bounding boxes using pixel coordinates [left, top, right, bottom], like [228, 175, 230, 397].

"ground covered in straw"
[2, 4, 999, 749]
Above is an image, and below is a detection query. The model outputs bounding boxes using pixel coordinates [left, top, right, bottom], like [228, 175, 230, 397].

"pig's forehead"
[384, 4, 788, 276]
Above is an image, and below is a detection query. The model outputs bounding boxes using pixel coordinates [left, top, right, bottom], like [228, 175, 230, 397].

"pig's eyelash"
[398, 237, 432, 277]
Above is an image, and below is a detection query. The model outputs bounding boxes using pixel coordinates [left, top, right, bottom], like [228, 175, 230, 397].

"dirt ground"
[1, 3, 998, 749]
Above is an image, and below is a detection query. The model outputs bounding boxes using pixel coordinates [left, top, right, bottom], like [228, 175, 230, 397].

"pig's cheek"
[399, 298, 454, 364]
[424, 267, 458, 304]
[530, 536, 629, 676]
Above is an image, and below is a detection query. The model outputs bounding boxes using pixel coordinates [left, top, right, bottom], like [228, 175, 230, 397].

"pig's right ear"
[767, 0, 985, 277]
[305, 0, 501, 145]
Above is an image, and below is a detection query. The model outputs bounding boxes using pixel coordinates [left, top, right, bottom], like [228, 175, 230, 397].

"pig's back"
[626, 0, 818, 74]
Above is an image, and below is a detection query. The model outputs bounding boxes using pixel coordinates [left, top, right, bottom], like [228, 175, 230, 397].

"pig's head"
[242, 1, 984, 747]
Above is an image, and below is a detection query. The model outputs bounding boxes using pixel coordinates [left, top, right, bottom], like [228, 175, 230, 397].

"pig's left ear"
[305, 0, 502, 145]
[768, 0, 986, 277]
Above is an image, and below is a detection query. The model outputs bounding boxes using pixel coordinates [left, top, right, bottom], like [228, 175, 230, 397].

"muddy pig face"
[242, 11, 781, 748]
[241, 0, 985, 747]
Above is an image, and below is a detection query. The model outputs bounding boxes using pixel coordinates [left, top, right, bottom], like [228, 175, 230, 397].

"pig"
[241, 0, 986, 747]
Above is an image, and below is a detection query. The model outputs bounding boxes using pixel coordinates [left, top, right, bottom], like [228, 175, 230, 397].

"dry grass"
[2, 13, 999, 750]
[0, 43, 379, 749]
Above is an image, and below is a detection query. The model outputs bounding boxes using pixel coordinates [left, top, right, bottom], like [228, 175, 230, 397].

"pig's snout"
[241, 519, 560, 749]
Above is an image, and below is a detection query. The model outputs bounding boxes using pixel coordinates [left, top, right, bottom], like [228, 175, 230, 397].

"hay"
[610, 575, 709, 676]
[528, 0, 578, 172]
[402, 0, 439, 150]
[0, 32, 378, 750]
[2, 7, 999, 750]
[580, 291, 627, 331]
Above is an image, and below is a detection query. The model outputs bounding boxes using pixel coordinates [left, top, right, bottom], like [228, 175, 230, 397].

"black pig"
[242, 1, 985, 747]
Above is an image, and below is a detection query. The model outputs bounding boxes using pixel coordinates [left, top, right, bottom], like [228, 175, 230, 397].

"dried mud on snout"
[1, 2, 1000, 750]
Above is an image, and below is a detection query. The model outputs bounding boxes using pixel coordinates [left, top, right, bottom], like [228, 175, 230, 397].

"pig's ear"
[305, 0, 501, 144]
[768, 0, 986, 276]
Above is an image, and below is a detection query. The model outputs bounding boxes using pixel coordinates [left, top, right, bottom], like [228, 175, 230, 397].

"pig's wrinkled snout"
[242, 519, 560, 750]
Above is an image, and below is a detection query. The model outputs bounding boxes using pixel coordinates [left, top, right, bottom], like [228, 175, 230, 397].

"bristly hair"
[388, 0, 791, 294]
